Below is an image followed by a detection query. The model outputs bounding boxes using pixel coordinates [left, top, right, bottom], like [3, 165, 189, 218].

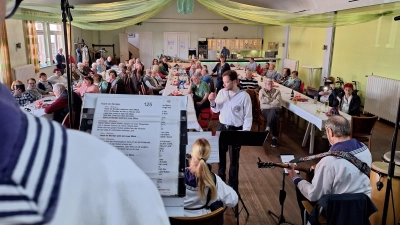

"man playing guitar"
[287, 115, 372, 222]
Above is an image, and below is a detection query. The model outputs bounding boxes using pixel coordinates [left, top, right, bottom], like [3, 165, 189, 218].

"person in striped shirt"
[239, 68, 259, 90]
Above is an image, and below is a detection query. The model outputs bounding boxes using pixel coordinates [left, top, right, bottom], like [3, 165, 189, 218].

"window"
[35, 22, 64, 68]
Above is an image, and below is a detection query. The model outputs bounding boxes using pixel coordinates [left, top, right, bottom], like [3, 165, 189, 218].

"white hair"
[92, 63, 98, 68]
[77, 62, 84, 67]
[53, 83, 66, 93]
[119, 63, 125, 67]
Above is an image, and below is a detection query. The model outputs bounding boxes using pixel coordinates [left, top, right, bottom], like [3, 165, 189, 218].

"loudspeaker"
[223, 26, 228, 32]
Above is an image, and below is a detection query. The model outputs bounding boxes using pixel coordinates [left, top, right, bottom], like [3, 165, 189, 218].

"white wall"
[6, 19, 27, 68]
[128, 33, 140, 48]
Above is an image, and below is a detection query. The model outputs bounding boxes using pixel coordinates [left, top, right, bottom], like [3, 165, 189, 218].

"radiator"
[12, 64, 36, 83]
[364, 75, 400, 123]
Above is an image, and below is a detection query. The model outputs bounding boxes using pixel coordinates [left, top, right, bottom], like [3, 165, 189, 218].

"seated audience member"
[96, 58, 105, 73]
[283, 71, 301, 91]
[162, 56, 171, 72]
[48, 68, 68, 86]
[247, 58, 257, 71]
[82, 60, 92, 75]
[91, 63, 98, 74]
[239, 68, 259, 90]
[265, 64, 280, 80]
[105, 56, 113, 70]
[158, 61, 168, 76]
[184, 138, 238, 217]
[108, 69, 119, 93]
[93, 74, 109, 93]
[189, 65, 197, 77]
[43, 83, 82, 129]
[200, 68, 214, 92]
[337, 83, 361, 116]
[118, 63, 125, 73]
[153, 58, 159, 66]
[37, 72, 53, 93]
[288, 115, 372, 222]
[261, 63, 270, 76]
[115, 66, 137, 94]
[75, 76, 100, 97]
[134, 58, 144, 77]
[277, 68, 291, 84]
[195, 61, 202, 69]
[11, 80, 35, 106]
[143, 69, 163, 95]
[315, 76, 339, 106]
[153, 65, 166, 79]
[76, 62, 87, 77]
[70, 63, 82, 82]
[128, 59, 135, 67]
[27, 78, 47, 100]
[259, 78, 282, 147]
[188, 73, 210, 118]
[202, 64, 208, 70]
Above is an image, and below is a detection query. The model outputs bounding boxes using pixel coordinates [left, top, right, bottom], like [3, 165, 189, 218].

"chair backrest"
[61, 112, 75, 129]
[299, 82, 305, 94]
[245, 88, 259, 120]
[306, 86, 318, 98]
[350, 116, 378, 137]
[141, 83, 147, 95]
[169, 207, 224, 225]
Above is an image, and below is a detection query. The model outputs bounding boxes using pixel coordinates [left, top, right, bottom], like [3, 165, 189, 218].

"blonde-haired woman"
[184, 138, 238, 217]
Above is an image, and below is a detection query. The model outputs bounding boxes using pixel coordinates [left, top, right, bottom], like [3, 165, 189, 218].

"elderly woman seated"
[283, 71, 301, 91]
[315, 76, 339, 106]
[11, 80, 35, 106]
[143, 69, 164, 95]
[337, 83, 361, 116]
[188, 73, 210, 118]
[91, 63, 98, 74]
[75, 76, 100, 97]
[184, 138, 238, 217]
[107, 69, 119, 94]
[26, 78, 48, 100]
[92, 74, 109, 93]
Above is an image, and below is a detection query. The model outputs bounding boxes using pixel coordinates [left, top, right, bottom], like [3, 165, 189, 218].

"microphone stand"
[381, 98, 400, 225]
[61, 0, 75, 128]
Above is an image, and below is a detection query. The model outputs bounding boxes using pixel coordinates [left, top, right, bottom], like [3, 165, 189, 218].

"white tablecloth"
[24, 96, 56, 119]
[234, 68, 351, 154]
[163, 72, 202, 131]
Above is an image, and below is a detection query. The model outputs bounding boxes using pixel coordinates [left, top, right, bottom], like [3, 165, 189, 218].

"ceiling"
[22, 0, 400, 14]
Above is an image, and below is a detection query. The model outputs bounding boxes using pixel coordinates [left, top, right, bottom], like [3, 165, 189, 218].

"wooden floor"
[207, 115, 400, 225]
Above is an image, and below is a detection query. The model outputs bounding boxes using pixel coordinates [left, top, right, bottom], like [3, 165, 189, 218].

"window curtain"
[23, 20, 39, 73]
[0, 22, 12, 87]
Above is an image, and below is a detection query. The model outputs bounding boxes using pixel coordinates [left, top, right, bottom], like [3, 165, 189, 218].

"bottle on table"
[291, 89, 294, 98]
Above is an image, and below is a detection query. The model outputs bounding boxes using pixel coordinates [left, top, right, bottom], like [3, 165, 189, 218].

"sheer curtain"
[23, 20, 39, 73]
[0, 22, 12, 87]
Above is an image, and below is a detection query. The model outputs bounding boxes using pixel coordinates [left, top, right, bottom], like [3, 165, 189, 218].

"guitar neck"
[258, 161, 310, 173]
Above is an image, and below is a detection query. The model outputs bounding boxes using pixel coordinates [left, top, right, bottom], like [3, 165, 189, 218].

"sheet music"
[186, 132, 220, 163]
[91, 96, 181, 196]
[280, 154, 299, 174]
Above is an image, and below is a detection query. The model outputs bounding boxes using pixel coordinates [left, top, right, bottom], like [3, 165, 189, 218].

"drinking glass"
[314, 96, 318, 104]
[293, 97, 298, 105]
[324, 100, 329, 109]
[316, 104, 321, 115]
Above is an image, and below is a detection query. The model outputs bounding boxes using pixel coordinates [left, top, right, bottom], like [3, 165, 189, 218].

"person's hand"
[14, 89, 22, 97]
[48, 92, 54, 95]
[196, 102, 202, 105]
[287, 163, 297, 179]
[41, 103, 49, 108]
[208, 92, 216, 103]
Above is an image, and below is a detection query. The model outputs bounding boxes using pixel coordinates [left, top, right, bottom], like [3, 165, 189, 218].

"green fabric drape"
[197, 0, 400, 27]
[11, 0, 172, 30]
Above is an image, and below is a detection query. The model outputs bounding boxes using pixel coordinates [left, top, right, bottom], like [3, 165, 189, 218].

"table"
[234, 68, 351, 154]
[302, 66, 322, 87]
[163, 71, 202, 131]
[24, 96, 56, 119]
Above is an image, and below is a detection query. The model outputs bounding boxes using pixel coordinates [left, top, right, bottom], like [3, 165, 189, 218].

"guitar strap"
[291, 150, 370, 178]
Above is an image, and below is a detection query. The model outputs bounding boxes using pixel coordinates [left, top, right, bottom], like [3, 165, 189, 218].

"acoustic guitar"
[257, 157, 316, 181]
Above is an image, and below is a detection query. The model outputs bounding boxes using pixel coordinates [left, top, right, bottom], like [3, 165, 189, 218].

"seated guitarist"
[288, 115, 372, 222]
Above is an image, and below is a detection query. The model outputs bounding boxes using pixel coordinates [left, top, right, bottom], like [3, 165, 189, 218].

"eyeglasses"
[28, 83, 35, 85]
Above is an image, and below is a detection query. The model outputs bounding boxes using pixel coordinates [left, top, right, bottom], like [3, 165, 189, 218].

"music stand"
[220, 131, 268, 225]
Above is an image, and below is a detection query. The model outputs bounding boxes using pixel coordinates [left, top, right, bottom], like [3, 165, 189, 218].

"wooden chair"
[350, 116, 378, 150]
[61, 112, 76, 129]
[169, 207, 224, 225]
[305, 86, 318, 98]
[302, 200, 327, 225]
[141, 83, 147, 95]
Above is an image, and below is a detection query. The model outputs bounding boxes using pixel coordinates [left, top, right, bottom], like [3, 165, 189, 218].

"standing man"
[208, 70, 253, 187]
[259, 78, 282, 147]
[56, 48, 66, 74]
[221, 46, 230, 59]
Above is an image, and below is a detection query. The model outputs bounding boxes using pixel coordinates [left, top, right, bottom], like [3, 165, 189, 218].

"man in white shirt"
[247, 58, 257, 71]
[288, 115, 372, 222]
[208, 70, 252, 187]
[47, 68, 68, 87]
